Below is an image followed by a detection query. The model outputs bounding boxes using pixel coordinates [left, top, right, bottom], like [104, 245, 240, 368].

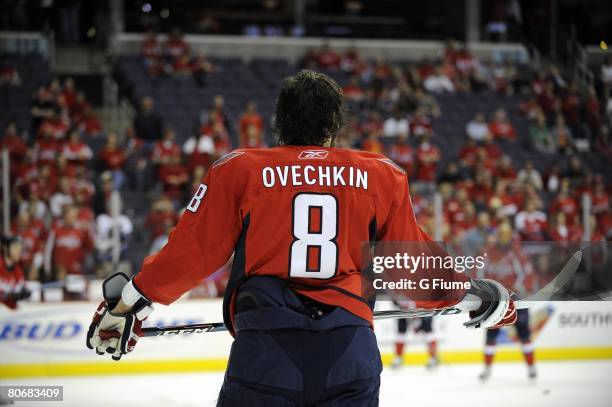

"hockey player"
[86, 70, 517, 406]
[478, 221, 537, 381]
[0, 236, 30, 310]
[392, 317, 439, 369]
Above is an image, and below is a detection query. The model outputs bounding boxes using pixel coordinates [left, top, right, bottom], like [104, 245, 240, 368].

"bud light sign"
[0, 321, 81, 340]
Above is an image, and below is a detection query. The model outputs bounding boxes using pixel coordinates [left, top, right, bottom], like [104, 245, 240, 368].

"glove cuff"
[121, 279, 149, 306]
[121, 280, 153, 321]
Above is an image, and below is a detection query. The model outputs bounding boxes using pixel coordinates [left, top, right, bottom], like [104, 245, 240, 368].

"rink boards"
[1, 300, 611, 377]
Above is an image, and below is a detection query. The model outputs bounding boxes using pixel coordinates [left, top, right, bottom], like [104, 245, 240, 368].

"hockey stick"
[140, 250, 582, 337]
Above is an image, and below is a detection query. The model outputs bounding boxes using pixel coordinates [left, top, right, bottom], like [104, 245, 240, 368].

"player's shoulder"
[336, 148, 407, 176]
[208, 149, 256, 176]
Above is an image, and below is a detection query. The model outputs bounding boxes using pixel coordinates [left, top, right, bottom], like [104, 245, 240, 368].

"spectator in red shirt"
[78, 105, 102, 137]
[488, 180, 519, 217]
[361, 133, 384, 154]
[488, 109, 516, 140]
[386, 133, 414, 176]
[473, 147, 497, 176]
[342, 75, 365, 102]
[239, 101, 264, 146]
[152, 128, 181, 172]
[98, 132, 127, 189]
[537, 82, 560, 120]
[515, 199, 548, 241]
[1, 121, 28, 178]
[372, 57, 391, 80]
[165, 28, 189, 61]
[159, 153, 189, 202]
[39, 110, 69, 141]
[173, 53, 193, 77]
[494, 155, 517, 181]
[13, 211, 44, 280]
[468, 170, 494, 207]
[241, 124, 266, 149]
[415, 137, 441, 184]
[549, 212, 582, 243]
[62, 130, 93, 172]
[591, 182, 609, 218]
[316, 44, 341, 69]
[51, 205, 93, 279]
[0, 236, 29, 310]
[458, 138, 479, 168]
[72, 167, 95, 204]
[141, 29, 162, 60]
[211, 122, 232, 157]
[62, 77, 77, 111]
[37, 164, 59, 201]
[409, 108, 433, 137]
[74, 191, 96, 237]
[70, 92, 90, 122]
[549, 187, 579, 225]
[145, 197, 177, 242]
[183, 130, 215, 171]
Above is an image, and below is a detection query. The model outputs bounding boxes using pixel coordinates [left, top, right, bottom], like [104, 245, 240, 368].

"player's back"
[223, 145, 411, 325]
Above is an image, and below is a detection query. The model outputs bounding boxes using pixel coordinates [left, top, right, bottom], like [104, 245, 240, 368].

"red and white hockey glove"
[457, 279, 517, 329]
[86, 273, 153, 361]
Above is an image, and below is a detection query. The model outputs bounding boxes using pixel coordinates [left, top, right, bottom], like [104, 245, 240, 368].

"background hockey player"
[0, 235, 30, 310]
[478, 221, 537, 381]
[86, 70, 518, 407]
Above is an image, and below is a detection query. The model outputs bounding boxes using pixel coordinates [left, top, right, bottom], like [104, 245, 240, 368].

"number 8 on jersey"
[289, 193, 339, 279]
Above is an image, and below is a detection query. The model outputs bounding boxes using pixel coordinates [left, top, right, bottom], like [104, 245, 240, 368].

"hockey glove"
[457, 279, 517, 329]
[86, 273, 153, 361]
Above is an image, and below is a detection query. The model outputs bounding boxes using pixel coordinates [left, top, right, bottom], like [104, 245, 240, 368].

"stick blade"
[516, 250, 582, 308]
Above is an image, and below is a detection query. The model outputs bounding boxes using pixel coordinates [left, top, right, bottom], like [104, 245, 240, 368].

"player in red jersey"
[0, 236, 30, 310]
[87, 71, 517, 406]
[478, 222, 538, 381]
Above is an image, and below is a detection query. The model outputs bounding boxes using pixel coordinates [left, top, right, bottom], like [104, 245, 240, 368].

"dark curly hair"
[273, 70, 346, 146]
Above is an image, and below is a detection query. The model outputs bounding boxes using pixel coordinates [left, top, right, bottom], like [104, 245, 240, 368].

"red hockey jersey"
[0, 258, 25, 309]
[134, 147, 468, 332]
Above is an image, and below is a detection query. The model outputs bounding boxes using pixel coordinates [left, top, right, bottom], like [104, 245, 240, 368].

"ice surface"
[2, 361, 611, 406]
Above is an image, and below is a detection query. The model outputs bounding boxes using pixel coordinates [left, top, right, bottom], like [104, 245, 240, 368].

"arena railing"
[114, 33, 529, 64]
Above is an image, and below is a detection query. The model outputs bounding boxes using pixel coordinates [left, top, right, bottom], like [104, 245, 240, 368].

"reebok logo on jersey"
[299, 150, 328, 159]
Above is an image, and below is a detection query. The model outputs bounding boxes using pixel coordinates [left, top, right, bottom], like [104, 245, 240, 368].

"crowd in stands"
[1, 77, 133, 299]
[141, 29, 214, 86]
[1, 38, 610, 301]
[297, 41, 610, 247]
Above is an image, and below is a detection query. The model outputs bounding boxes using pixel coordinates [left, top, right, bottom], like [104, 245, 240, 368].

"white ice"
[2, 361, 611, 406]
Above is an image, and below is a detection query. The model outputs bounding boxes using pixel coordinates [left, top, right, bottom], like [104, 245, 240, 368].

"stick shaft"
[140, 251, 582, 338]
